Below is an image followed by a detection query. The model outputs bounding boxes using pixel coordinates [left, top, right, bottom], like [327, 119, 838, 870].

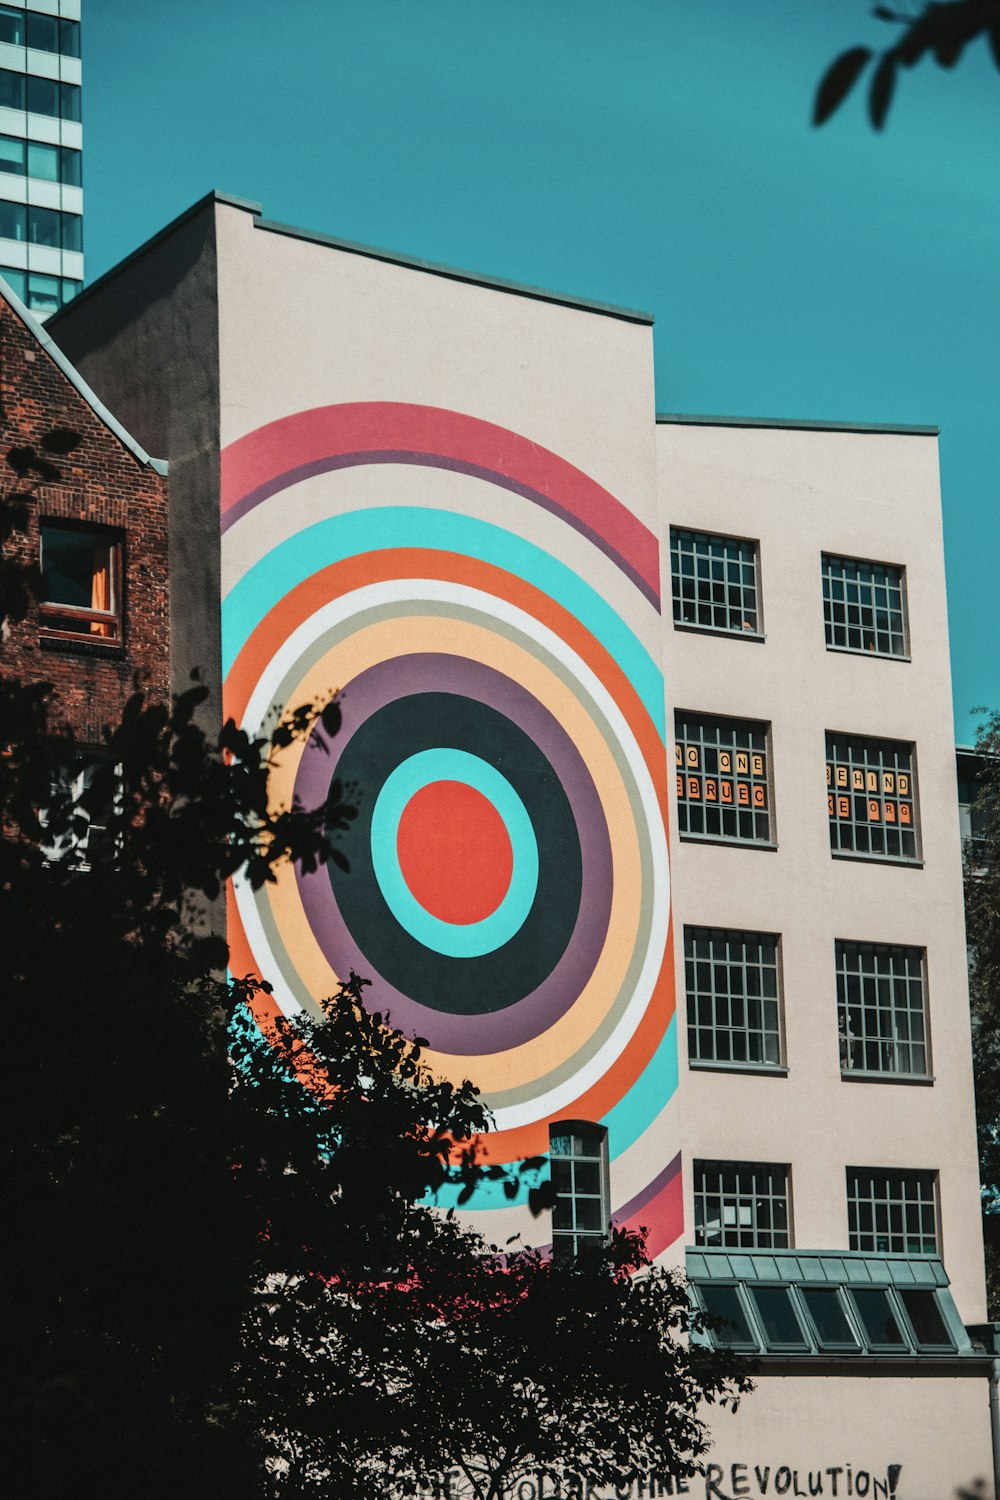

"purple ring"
[292, 652, 613, 1053]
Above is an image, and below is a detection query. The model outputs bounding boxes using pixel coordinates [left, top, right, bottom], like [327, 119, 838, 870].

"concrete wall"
[213, 200, 677, 1249]
[657, 419, 986, 1321]
[695, 1368, 993, 1500]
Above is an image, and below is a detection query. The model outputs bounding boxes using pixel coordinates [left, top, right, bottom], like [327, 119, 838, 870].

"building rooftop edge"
[0, 274, 168, 475]
[656, 412, 940, 437]
[51, 189, 655, 329]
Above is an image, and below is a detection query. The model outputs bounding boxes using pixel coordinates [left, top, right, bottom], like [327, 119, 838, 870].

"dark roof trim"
[47, 191, 259, 327]
[655, 412, 939, 437]
[0, 275, 168, 475]
[250, 213, 653, 323]
[53, 189, 654, 329]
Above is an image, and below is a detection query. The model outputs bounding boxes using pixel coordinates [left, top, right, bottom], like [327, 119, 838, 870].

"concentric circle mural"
[222, 403, 677, 1236]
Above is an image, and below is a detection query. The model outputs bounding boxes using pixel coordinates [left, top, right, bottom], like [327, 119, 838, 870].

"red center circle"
[396, 780, 514, 925]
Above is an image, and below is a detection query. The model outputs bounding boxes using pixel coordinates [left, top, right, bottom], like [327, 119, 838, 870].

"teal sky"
[85, 1, 1000, 741]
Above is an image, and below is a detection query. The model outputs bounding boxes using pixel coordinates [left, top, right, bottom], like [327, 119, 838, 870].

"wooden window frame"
[39, 520, 123, 647]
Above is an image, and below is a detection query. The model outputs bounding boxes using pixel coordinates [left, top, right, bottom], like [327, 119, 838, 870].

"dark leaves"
[813, 46, 873, 124]
[868, 52, 898, 127]
[815, 0, 1000, 127]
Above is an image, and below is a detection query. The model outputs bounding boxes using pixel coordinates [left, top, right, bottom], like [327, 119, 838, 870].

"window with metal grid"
[826, 734, 918, 860]
[685, 927, 782, 1068]
[837, 941, 929, 1077]
[846, 1168, 938, 1254]
[549, 1122, 609, 1260]
[675, 713, 772, 843]
[670, 528, 761, 636]
[822, 554, 907, 657]
[693, 1160, 790, 1249]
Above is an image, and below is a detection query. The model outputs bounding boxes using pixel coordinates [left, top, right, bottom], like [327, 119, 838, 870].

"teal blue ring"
[370, 748, 539, 958]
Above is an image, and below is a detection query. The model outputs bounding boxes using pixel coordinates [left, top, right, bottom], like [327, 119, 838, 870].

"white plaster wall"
[214, 200, 659, 534]
[696, 1371, 994, 1500]
[657, 422, 986, 1322]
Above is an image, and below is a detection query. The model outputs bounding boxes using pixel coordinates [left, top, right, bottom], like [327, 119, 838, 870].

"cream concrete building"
[48, 193, 997, 1500]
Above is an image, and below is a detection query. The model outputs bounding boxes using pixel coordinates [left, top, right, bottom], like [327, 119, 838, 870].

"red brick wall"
[1, 296, 169, 743]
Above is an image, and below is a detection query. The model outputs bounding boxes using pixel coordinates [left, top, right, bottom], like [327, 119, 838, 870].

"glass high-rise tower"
[0, 1, 82, 320]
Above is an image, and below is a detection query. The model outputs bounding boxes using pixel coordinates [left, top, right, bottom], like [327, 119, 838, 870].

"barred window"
[693, 1160, 790, 1249]
[676, 714, 772, 844]
[826, 734, 918, 860]
[837, 941, 929, 1077]
[685, 927, 782, 1068]
[822, 554, 907, 657]
[550, 1122, 609, 1261]
[670, 528, 761, 636]
[846, 1168, 938, 1255]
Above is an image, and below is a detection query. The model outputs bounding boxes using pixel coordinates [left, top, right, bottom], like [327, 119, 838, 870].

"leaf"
[321, 699, 342, 738]
[813, 46, 873, 124]
[989, 20, 1000, 68]
[868, 51, 897, 128]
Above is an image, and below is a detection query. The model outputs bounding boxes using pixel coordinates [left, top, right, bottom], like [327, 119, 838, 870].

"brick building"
[1, 278, 168, 740]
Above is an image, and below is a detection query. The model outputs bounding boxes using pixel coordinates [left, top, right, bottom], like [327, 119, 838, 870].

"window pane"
[60, 82, 81, 122]
[0, 133, 25, 173]
[28, 204, 59, 247]
[27, 271, 59, 315]
[27, 140, 58, 182]
[685, 926, 782, 1067]
[59, 19, 81, 59]
[60, 212, 81, 252]
[823, 555, 907, 657]
[850, 1289, 905, 1349]
[41, 524, 109, 609]
[26, 74, 59, 118]
[0, 6, 24, 46]
[0, 69, 25, 110]
[670, 527, 760, 635]
[900, 1290, 953, 1348]
[675, 713, 772, 845]
[749, 1286, 808, 1348]
[837, 941, 928, 1077]
[801, 1287, 858, 1349]
[60, 278, 81, 305]
[2, 265, 25, 299]
[698, 1285, 756, 1350]
[59, 146, 81, 187]
[549, 1121, 609, 1260]
[26, 12, 59, 53]
[847, 1168, 938, 1254]
[0, 197, 25, 241]
[693, 1160, 790, 1250]
[827, 734, 919, 861]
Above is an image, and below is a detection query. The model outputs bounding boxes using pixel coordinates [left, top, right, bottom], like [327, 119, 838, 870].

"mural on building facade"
[220, 401, 678, 1242]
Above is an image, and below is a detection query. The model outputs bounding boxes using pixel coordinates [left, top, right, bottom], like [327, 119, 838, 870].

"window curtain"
[90, 545, 111, 637]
